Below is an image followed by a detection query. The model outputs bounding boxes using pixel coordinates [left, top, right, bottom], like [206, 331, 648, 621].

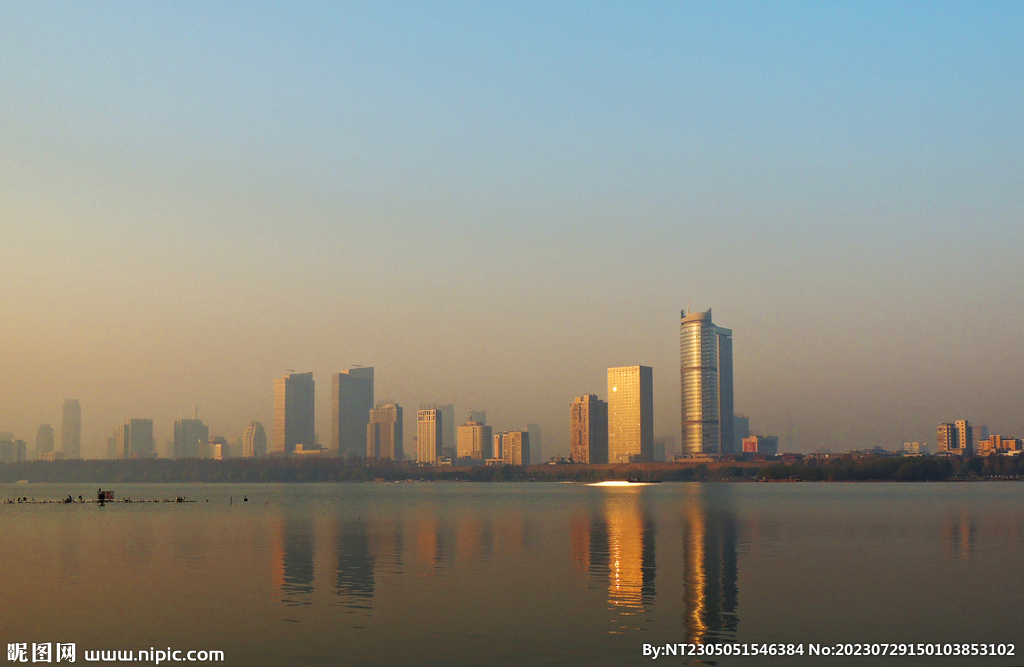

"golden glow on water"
[682, 501, 709, 642]
[606, 494, 645, 609]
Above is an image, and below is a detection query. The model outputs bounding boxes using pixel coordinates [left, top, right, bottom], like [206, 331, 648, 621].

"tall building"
[417, 409, 442, 464]
[680, 308, 734, 456]
[243, 421, 267, 458]
[421, 403, 456, 456]
[937, 421, 973, 455]
[741, 435, 779, 456]
[36, 424, 55, 459]
[733, 414, 750, 451]
[0, 438, 27, 463]
[526, 423, 542, 464]
[937, 423, 956, 453]
[114, 419, 154, 459]
[275, 372, 315, 456]
[209, 437, 229, 460]
[499, 430, 530, 465]
[62, 399, 81, 459]
[174, 419, 210, 458]
[607, 366, 654, 463]
[367, 403, 403, 460]
[332, 368, 374, 458]
[457, 419, 492, 460]
[470, 409, 487, 425]
[570, 394, 608, 464]
[956, 420, 974, 455]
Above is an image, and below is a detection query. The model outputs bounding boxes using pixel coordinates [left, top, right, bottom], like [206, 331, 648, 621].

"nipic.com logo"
[7, 643, 75, 663]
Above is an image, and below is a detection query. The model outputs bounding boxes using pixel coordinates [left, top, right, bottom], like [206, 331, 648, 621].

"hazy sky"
[1, 2, 1021, 457]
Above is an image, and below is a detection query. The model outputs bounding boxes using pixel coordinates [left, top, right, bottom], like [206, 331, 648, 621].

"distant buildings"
[275, 372, 315, 456]
[903, 442, 926, 455]
[421, 403, 455, 457]
[36, 424, 55, 460]
[570, 394, 608, 464]
[457, 418, 492, 460]
[607, 366, 653, 463]
[0, 438, 27, 463]
[62, 399, 81, 459]
[417, 409, 442, 465]
[243, 421, 267, 458]
[367, 403, 403, 460]
[114, 419, 155, 459]
[733, 414, 750, 451]
[210, 436, 229, 460]
[937, 421, 973, 456]
[497, 430, 530, 465]
[526, 423, 542, 464]
[332, 368, 375, 458]
[975, 435, 1022, 456]
[680, 308, 733, 456]
[742, 435, 778, 456]
[174, 419, 210, 458]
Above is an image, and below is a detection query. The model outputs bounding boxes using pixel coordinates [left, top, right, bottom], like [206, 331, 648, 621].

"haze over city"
[1, 3, 1021, 458]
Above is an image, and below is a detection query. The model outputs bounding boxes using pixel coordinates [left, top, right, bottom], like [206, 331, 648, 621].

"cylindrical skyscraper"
[680, 308, 733, 456]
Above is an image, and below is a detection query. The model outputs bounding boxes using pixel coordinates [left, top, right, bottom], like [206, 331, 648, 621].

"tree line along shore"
[0, 453, 1020, 484]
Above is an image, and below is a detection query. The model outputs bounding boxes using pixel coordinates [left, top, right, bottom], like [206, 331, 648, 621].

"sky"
[1, 1, 1022, 458]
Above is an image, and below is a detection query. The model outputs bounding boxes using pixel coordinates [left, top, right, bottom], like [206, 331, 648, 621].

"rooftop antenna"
[352, 364, 363, 368]
[286, 368, 296, 373]
[193, 405, 198, 420]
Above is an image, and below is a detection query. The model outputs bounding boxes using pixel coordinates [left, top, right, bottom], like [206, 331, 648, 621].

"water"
[2, 482, 1022, 666]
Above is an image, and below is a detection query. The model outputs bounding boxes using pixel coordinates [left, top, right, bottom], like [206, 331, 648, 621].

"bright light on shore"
[588, 481, 638, 487]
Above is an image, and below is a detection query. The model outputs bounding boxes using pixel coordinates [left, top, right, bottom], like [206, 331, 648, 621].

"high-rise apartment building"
[570, 394, 608, 464]
[114, 419, 154, 459]
[332, 368, 374, 458]
[36, 424, 55, 459]
[274, 372, 315, 456]
[421, 403, 456, 456]
[367, 403, 403, 460]
[0, 438, 27, 463]
[457, 419, 492, 460]
[937, 421, 973, 455]
[526, 423, 542, 464]
[680, 308, 734, 456]
[956, 420, 973, 455]
[174, 419, 210, 458]
[417, 409, 442, 464]
[498, 430, 530, 465]
[607, 366, 654, 463]
[243, 421, 267, 458]
[62, 399, 81, 459]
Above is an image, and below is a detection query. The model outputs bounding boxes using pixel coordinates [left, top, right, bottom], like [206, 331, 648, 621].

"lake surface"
[2, 482, 1022, 666]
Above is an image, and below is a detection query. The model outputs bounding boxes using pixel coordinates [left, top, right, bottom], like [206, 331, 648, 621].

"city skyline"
[1, 4, 1021, 458]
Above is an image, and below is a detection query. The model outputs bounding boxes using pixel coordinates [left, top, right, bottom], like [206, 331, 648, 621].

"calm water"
[2, 482, 1022, 666]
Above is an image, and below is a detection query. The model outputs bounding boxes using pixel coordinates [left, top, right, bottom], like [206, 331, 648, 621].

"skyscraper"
[421, 403, 456, 457]
[36, 424, 55, 459]
[680, 308, 734, 456]
[174, 419, 210, 458]
[498, 430, 530, 465]
[243, 421, 267, 458]
[417, 409, 442, 464]
[607, 366, 654, 463]
[457, 419, 492, 460]
[332, 368, 374, 458]
[62, 399, 81, 459]
[367, 403, 403, 460]
[115, 419, 154, 459]
[526, 423, 542, 464]
[570, 394, 608, 464]
[956, 420, 974, 455]
[274, 372, 315, 456]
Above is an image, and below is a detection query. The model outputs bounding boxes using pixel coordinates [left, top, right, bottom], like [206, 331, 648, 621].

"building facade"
[457, 419, 493, 460]
[570, 394, 608, 464]
[36, 424, 55, 459]
[680, 308, 734, 456]
[243, 421, 267, 458]
[115, 419, 154, 459]
[526, 423, 542, 464]
[174, 418, 210, 458]
[274, 372, 315, 456]
[607, 366, 654, 463]
[367, 403, 403, 460]
[938, 421, 973, 455]
[417, 409, 442, 464]
[332, 368, 374, 458]
[498, 430, 530, 466]
[741, 435, 778, 456]
[62, 399, 81, 459]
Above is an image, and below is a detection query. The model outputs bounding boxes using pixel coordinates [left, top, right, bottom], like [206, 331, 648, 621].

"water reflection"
[681, 485, 739, 643]
[605, 492, 656, 611]
[944, 511, 977, 560]
[275, 517, 315, 605]
[334, 519, 374, 613]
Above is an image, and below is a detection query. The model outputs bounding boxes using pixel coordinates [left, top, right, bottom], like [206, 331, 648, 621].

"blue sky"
[1, 2, 1021, 455]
